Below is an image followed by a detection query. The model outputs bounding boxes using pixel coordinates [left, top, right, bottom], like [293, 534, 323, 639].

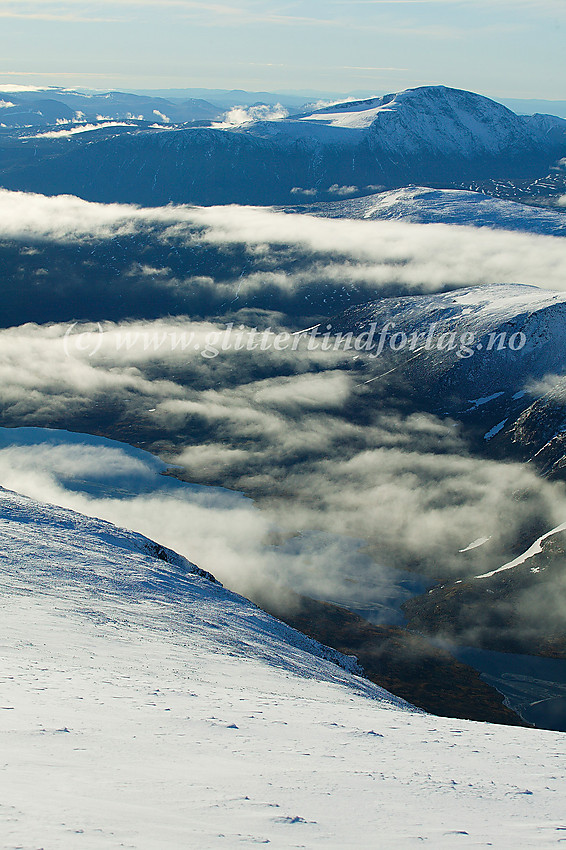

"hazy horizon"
[1, 0, 565, 100]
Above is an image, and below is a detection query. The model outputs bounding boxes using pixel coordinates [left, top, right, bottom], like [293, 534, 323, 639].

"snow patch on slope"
[476, 520, 566, 579]
[299, 97, 396, 130]
[459, 537, 492, 553]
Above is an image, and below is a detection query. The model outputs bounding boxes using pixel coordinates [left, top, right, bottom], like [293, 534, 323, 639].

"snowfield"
[1, 486, 565, 849]
[296, 186, 566, 237]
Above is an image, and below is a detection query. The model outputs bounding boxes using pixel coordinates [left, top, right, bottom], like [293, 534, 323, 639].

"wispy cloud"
[0, 2, 124, 22]
[340, 66, 409, 72]
[0, 0, 463, 32]
[1, 0, 564, 33]
[0, 12, 121, 21]
[330, 0, 565, 6]
[0, 0, 254, 17]
[0, 1, 199, 27]
[0, 71, 130, 82]
[213, 103, 289, 127]
[23, 122, 136, 139]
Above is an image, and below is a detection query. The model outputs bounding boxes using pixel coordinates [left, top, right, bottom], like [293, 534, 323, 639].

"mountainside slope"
[291, 186, 566, 236]
[330, 284, 566, 675]
[501, 376, 566, 478]
[330, 283, 566, 404]
[403, 523, 566, 661]
[1, 486, 566, 848]
[329, 282, 566, 487]
[329, 282, 566, 484]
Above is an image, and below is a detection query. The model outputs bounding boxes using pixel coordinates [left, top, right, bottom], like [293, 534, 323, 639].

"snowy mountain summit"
[1, 485, 566, 847]
[290, 86, 566, 154]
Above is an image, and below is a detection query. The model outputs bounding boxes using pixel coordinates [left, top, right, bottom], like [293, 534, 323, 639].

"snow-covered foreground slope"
[1, 488, 566, 848]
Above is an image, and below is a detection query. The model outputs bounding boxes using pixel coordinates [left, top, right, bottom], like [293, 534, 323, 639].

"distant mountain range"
[1, 86, 565, 205]
[0, 87, 226, 126]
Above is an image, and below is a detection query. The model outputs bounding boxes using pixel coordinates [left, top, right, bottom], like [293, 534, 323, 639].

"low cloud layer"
[1, 317, 565, 605]
[24, 122, 136, 139]
[0, 427, 418, 618]
[2, 190, 566, 310]
[2, 189, 566, 632]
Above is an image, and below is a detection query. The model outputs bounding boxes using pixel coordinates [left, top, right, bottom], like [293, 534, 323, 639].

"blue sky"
[0, 0, 564, 99]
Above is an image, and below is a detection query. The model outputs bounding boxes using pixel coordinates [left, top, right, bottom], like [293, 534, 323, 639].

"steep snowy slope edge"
[0, 485, 376, 682]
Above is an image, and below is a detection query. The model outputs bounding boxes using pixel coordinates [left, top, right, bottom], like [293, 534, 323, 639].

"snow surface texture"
[1, 487, 566, 848]
[294, 186, 566, 237]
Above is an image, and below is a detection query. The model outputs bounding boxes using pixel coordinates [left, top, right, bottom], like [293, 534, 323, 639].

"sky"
[0, 0, 564, 99]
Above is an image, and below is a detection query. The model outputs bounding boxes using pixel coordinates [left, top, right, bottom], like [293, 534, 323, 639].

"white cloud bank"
[0, 318, 564, 591]
[25, 122, 136, 139]
[1, 189, 566, 294]
[214, 103, 289, 127]
[0, 427, 412, 614]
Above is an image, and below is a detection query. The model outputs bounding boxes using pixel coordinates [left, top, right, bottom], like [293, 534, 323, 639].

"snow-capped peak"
[289, 85, 564, 155]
